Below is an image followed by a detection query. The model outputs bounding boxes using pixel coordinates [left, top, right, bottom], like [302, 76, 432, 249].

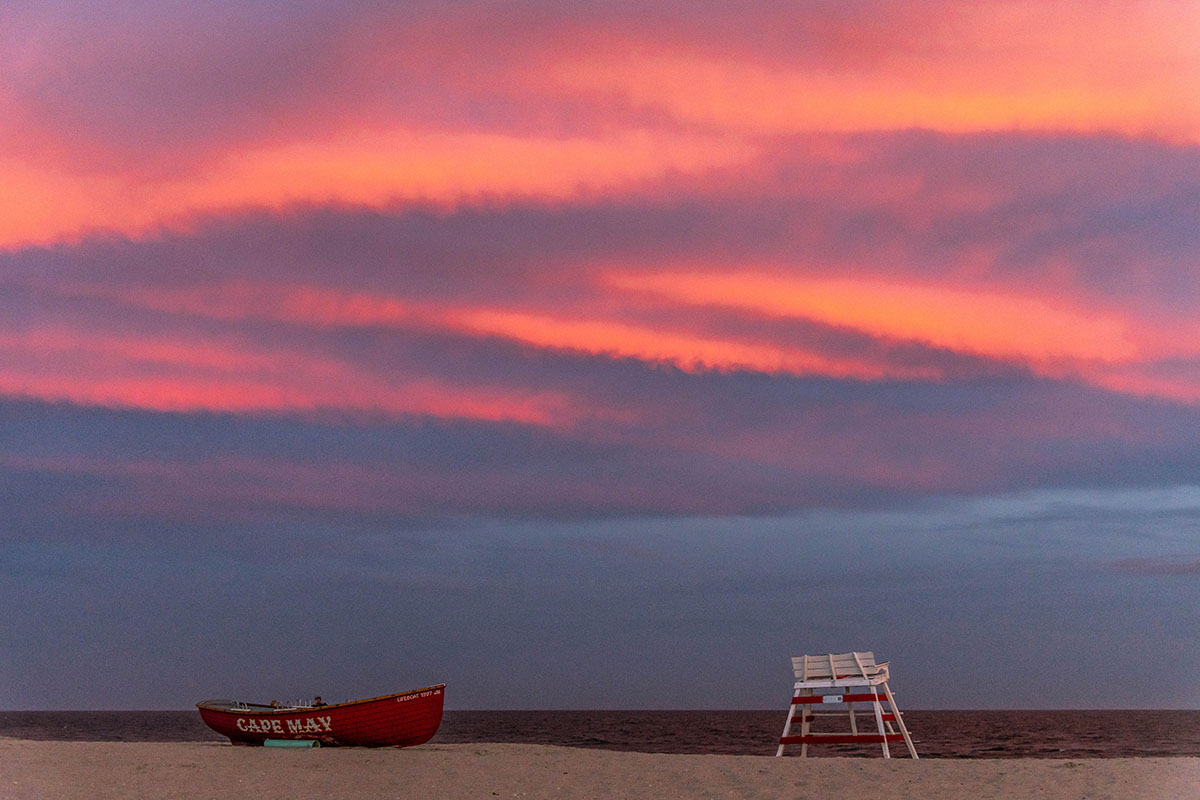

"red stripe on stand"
[792, 693, 883, 704]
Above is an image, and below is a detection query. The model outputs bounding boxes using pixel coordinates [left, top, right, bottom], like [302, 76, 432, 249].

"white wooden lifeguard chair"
[776, 651, 917, 758]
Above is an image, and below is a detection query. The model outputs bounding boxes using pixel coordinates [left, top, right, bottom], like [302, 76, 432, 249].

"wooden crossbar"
[806, 712, 898, 722]
[782, 734, 902, 748]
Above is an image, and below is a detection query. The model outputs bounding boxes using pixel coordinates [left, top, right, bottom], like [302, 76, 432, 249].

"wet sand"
[3, 739, 1196, 800]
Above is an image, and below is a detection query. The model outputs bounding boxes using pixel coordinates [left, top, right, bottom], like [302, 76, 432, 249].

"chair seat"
[791, 651, 888, 687]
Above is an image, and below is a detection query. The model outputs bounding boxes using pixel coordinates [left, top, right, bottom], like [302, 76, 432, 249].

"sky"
[2, 0, 1199, 711]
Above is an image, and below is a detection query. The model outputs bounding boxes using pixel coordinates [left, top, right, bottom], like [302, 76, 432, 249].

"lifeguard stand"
[776, 651, 917, 758]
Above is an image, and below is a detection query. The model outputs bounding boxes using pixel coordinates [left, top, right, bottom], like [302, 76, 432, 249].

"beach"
[4, 740, 1197, 800]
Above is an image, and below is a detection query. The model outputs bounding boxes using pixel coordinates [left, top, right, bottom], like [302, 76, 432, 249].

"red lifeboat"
[197, 684, 445, 747]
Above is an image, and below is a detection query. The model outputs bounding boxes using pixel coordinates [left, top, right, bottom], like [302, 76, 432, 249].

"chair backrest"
[791, 651, 883, 681]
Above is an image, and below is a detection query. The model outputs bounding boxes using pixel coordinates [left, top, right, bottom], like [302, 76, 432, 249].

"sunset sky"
[3, 0, 1200, 711]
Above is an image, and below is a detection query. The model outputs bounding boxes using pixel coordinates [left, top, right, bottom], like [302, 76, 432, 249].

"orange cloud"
[447, 307, 929, 380]
[96, 281, 940, 380]
[609, 271, 1138, 365]
[0, 159, 128, 249]
[181, 128, 754, 210]
[28, 277, 1200, 417]
[553, 4, 1200, 140]
[555, 53, 1198, 139]
[0, 129, 756, 248]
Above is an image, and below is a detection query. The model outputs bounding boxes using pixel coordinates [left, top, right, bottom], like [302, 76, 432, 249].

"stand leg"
[881, 682, 918, 759]
[871, 689, 890, 758]
[776, 690, 799, 756]
[800, 702, 811, 758]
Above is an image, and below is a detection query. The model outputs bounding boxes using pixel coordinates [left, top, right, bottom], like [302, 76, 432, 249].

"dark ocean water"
[2, 710, 1197, 758]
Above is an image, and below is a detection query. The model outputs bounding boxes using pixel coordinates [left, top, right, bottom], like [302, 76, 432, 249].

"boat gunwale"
[196, 684, 446, 715]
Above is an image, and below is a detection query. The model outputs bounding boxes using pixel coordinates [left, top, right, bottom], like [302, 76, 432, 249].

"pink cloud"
[3, 2, 1196, 247]
[0, 322, 582, 425]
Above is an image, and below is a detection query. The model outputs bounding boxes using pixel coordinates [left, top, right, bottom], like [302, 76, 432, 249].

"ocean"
[2, 710, 1198, 758]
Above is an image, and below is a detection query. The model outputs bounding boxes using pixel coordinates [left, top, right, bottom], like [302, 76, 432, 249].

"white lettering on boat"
[235, 716, 331, 734]
[397, 688, 442, 702]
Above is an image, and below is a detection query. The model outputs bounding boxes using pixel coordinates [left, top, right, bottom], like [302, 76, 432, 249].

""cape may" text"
[235, 715, 332, 735]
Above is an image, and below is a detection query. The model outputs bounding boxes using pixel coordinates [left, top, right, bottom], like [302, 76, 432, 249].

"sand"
[2, 740, 1197, 800]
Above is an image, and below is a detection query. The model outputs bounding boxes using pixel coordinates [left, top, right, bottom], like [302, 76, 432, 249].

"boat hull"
[196, 684, 444, 747]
